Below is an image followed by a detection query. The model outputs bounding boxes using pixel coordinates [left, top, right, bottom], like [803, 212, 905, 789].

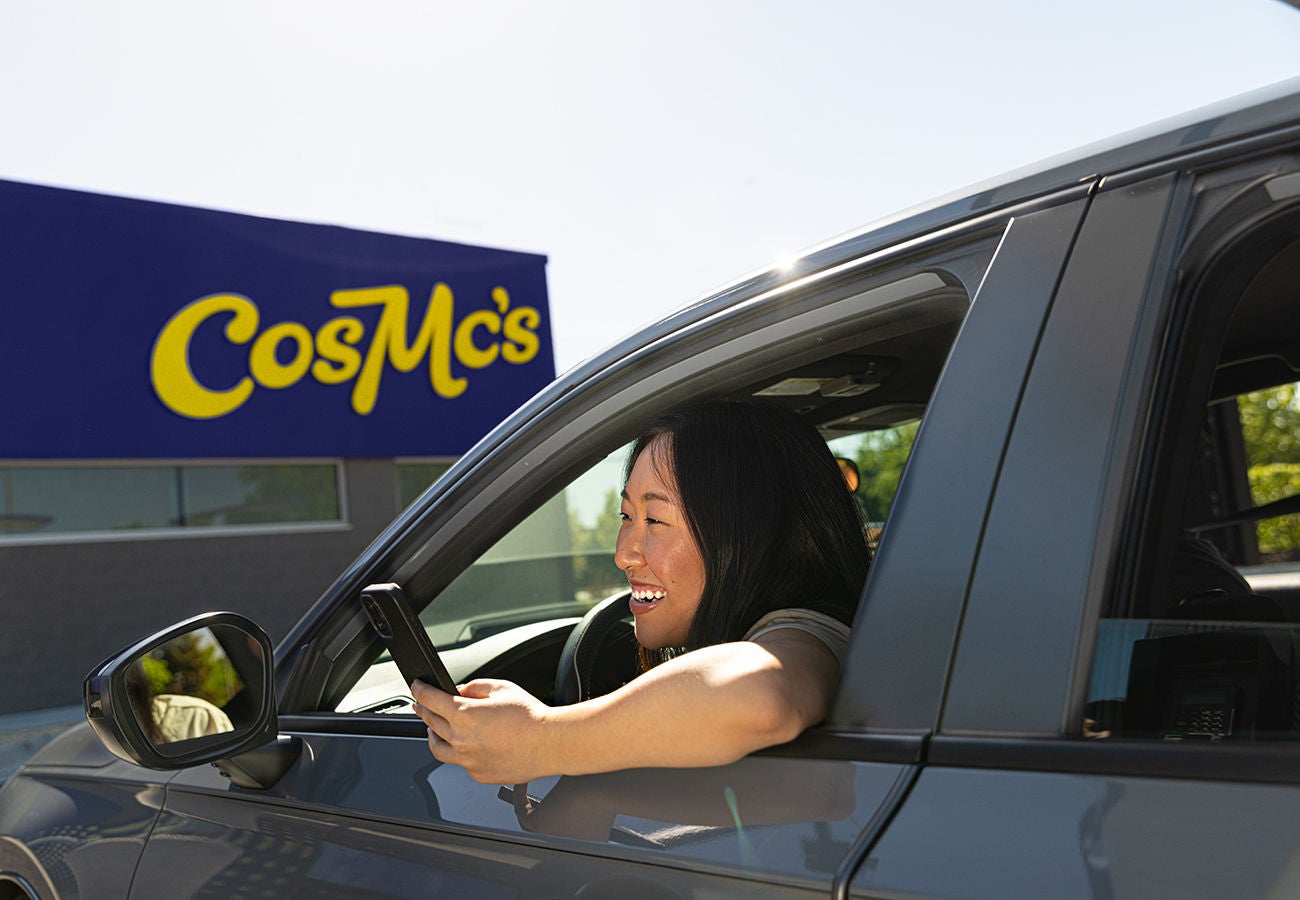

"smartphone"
[360, 583, 458, 694]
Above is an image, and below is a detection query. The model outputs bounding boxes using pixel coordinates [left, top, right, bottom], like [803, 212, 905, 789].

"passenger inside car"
[409, 399, 870, 784]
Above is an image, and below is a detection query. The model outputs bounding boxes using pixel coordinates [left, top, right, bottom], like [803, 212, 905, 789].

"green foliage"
[1239, 384, 1300, 561]
[1248, 462, 1300, 560]
[852, 421, 919, 524]
[146, 631, 243, 708]
[1239, 383, 1300, 467]
[140, 654, 172, 694]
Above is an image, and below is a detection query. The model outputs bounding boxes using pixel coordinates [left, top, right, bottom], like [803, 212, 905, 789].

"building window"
[0, 462, 342, 538]
[396, 460, 455, 509]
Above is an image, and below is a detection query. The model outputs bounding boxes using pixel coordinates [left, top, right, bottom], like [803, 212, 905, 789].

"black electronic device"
[360, 583, 458, 694]
[1124, 629, 1294, 740]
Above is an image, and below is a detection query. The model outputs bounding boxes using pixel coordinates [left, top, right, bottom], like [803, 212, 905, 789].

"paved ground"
[0, 705, 84, 784]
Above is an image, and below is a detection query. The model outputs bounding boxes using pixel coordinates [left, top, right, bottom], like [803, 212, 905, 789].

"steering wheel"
[554, 591, 638, 705]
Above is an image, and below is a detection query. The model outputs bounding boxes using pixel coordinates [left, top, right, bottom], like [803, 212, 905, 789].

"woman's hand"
[410, 678, 555, 785]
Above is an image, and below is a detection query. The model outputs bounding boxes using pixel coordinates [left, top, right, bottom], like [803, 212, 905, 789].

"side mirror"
[84, 612, 279, 774]
[835, 457, 861, 493]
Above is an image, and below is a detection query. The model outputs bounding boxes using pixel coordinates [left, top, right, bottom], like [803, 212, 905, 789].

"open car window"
[320, 236, 989, 718]
[337, 422, 923, 714]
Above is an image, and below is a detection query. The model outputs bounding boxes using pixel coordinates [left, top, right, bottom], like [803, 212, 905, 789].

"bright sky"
[3, 1, 1300, 373]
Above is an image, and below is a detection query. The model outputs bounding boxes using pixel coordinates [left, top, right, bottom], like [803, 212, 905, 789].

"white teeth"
[632, 589, 665, 601]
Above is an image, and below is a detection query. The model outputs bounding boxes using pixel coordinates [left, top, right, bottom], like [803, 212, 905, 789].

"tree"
[1239, 383, 1300, 467]
[1250, 463, 1300, 558]
[148, 631, 243, 707]
[1238, 383, 1300, 561]
[852, 421, 919, 525]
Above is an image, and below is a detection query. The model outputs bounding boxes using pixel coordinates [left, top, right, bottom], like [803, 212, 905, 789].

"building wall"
[0, 459, 405, 714]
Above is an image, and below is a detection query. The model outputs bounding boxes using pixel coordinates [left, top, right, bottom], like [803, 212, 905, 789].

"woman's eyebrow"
[620, 489, 675, 504]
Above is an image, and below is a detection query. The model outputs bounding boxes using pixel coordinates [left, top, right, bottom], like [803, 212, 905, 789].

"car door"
[851, 141, 1300, 896]
[123, 191, 1088, 898]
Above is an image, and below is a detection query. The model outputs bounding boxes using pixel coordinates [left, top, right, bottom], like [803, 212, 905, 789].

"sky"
[3, 1, 1300, 373]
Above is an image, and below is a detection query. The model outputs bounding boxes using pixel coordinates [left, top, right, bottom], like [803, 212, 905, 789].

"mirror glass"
[121, 622, 265, 755]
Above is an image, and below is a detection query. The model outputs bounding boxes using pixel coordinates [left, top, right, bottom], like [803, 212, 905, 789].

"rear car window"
[1086, 214, 1300, 742]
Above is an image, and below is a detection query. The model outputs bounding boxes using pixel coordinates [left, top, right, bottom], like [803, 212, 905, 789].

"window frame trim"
[928, 734, 1300, 786]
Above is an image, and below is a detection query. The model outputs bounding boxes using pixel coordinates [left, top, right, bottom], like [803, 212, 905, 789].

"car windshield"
[419, 446, 629, 651]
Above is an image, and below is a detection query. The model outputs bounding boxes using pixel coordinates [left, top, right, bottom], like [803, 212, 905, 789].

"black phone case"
[360, 583, 458, 694]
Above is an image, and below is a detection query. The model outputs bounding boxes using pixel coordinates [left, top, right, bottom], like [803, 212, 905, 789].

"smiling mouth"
[630, 587, 665, 602]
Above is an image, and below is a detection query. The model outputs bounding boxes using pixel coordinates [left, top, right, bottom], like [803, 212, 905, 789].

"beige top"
[151, 693, 234, 744]
[743, 608, 852, 665]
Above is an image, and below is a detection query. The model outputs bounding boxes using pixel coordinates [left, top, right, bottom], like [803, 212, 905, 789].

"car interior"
[1089, 209, 1300, 742]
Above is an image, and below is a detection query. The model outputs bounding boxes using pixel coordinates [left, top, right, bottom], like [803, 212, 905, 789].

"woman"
[412, 399, 869, 785]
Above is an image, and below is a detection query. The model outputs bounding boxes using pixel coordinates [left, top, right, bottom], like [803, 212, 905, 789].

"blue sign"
[0, 179, 555, 458]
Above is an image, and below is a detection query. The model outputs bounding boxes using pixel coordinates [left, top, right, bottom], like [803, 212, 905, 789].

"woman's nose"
[614, 524, 641, 572]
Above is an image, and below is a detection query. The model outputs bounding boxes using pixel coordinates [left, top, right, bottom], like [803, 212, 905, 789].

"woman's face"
[614, 437, 706, 649]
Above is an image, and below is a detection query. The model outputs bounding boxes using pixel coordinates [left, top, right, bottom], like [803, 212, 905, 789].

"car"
[5, 76, 1300, 899]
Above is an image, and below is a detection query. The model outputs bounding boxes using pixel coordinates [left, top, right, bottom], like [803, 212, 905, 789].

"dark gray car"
[5, 77, 1300, 898]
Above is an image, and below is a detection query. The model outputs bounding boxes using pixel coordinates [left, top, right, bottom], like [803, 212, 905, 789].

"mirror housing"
[84, 612, 279, 772]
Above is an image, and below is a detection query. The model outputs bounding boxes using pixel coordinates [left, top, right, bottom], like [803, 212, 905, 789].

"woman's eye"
[618, 512, 631, 522]
[645, 516, 663, 526]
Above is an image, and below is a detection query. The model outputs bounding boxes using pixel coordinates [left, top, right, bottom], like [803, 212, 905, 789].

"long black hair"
[626, 399, 869, 654]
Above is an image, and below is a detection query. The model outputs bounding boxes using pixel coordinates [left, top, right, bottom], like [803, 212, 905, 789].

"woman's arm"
[410, 629, 841, 785]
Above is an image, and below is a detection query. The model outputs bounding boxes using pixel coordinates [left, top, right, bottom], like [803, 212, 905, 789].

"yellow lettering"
[492, 285, 510, 314]
[152, 281, 535, 419]
[454, 310, 501, 369]
[150, 294, 257, 419]
[249, 322, 314, 389]
[312, 316, 364, 385]
[502, 306, 541, 364]
[331, 283, 466, 414]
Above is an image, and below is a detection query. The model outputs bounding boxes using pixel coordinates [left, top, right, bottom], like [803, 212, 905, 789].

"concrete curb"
[0, 705, 84, 784]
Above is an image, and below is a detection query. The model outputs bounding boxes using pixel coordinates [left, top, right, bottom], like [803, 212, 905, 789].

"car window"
[827, 422, 919, 550]
[338, 421, 923, 713]
[337, 447, 627, 711]
[420, 447, 629, 651]
[328, 249, 984, 717]
[1085, 212, 1300, 742]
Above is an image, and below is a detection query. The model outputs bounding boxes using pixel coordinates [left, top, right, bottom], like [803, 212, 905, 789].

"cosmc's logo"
[150, 284, 542, 419]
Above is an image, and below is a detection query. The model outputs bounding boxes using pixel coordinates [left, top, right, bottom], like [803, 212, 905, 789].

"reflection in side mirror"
[85, 612, 278, 771]
[124, 626, 244, 749]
